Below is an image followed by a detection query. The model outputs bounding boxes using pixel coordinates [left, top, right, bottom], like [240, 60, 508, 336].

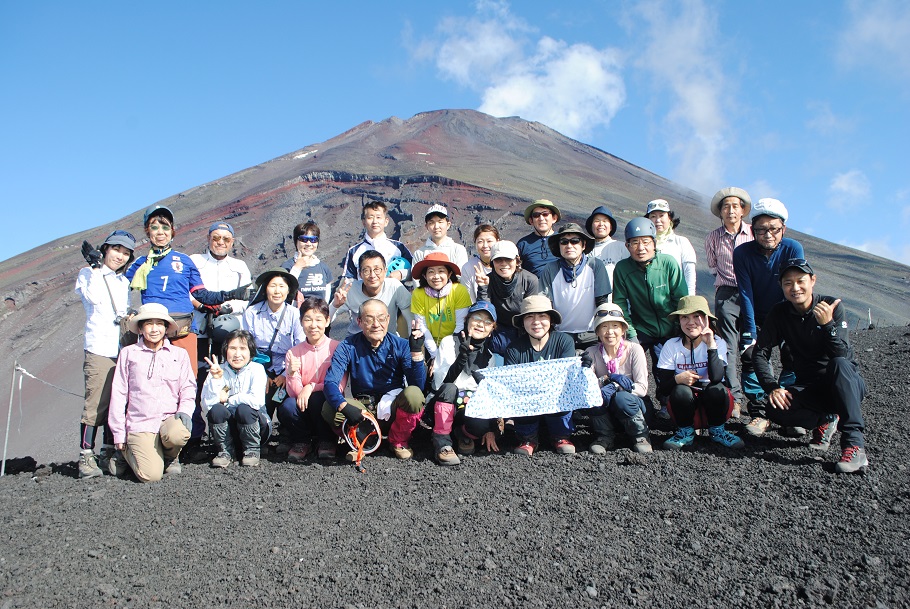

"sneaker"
[287, 443, 312, 463]
[835, 446, 869, 474]
[274, 441, 292, 456]
[709, 425, 745, 449]
[210, 452, 232, 468]
[455, 434, 475, 456]
[78, 450, 102, 479]
[107, 450, 130, 477]
[391, 445, 413, 460]
[163, 459, 182, 475]
[242, 452, 261, 467]
[809, 414, 839, 451]
[436, 446, 461, 466]
[513, 442, 535, 457]
[589, 435, 614, 455]
[554, 439, 576, 455]
[317, 441, 337, 460]
[632, 437, 653, 453]
[663, 426, 695, 450]
[746, 417, 771, 437]
[782, 426, 807, 437]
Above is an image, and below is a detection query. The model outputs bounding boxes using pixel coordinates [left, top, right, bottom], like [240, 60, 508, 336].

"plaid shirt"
[704, 223, 753, 288]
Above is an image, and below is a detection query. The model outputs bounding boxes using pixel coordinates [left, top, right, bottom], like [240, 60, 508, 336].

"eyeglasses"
[531, 211, 552, 219]
[595, 309, 625, 319]
[148, 224, 172, 232]
[559, 238, 583, 246]
[359, 315, 390, 325]
[468, 316, 495, 327]
[360, 266, 386, 277]
[753, 226, 783, 236]
[210, 235, 233, 243]
[297, 235, 319, 243]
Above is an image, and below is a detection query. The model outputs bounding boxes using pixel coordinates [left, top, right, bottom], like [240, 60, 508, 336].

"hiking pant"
[322, 386, 425, 447]
[81, 351, 116, 449]
[667, 383, 733, 429]
[277, 390, 334, 444]
[765, 357, 866, 448]
[714, 285, 743, 404]
[513, 411, 574, 446]
[122, 416, 191, 483]
[208, 402, 271, 455]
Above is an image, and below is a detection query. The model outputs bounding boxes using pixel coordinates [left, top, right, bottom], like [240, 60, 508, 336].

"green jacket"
[612, 253, 687, 340]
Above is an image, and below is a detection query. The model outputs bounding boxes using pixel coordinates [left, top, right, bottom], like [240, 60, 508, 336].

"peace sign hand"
[204, 355, 223, 379]
[474, 262, 489, 286]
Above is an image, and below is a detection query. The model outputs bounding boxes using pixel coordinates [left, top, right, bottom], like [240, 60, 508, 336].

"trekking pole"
[1, 360, 16, 477]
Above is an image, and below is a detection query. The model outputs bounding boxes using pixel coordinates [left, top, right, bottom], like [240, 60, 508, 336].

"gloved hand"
[471, 370, 486, 384]
[409, 331, 425, 354]
[225, 285, 252, 301]
[609, 373, 634, 392]
[81, 241, 103, 269]
[341, 403, 364, 424]
[739, 332, 754, 354]
[459, 335, 474, 356]
[580, 351, 594, 368]
[175, 412, 192, 432]
[600, 382, 618, 405]
[198, 303, 221, 316]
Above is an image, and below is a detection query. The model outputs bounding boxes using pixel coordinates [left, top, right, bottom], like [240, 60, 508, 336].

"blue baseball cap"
[208, 222, 235, 235]
[467, 300, 497, 322]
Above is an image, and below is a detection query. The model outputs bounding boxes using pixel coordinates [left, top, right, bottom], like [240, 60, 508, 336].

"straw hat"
[128, 303, 178, 335]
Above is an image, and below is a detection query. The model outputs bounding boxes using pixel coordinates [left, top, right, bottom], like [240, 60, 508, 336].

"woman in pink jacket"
[280, 297, 345, 462]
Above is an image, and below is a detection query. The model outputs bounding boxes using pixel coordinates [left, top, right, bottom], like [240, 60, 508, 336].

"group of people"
[75, 189, 869, 482]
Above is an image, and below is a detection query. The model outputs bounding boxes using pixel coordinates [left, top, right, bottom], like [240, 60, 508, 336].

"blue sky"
[2, 1, 908, 264]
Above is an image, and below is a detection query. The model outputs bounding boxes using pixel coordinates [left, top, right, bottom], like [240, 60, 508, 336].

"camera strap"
[101, 271, 125, 318]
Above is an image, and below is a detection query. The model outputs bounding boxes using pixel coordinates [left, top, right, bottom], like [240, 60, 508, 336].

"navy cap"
[467, 300, 497, 322]
[208, 222, 235, 236]
[102, 230, 137, 251]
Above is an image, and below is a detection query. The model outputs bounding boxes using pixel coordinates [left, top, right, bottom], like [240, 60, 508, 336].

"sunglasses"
[148, 224, 172, 232]
[559, 238, 583, 246]
[531, 211, 552, 219]
[595, 309, 625, 319]
[210, 235, 233, 243]
[297, 235, 319, 243]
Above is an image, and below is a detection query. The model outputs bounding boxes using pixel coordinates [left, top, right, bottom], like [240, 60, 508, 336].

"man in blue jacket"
[323, 299, 426, 460]
[732, 198, 804, 435]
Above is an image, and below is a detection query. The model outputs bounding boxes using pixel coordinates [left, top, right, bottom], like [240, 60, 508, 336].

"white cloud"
[418, 1, 626, 139]
[805, 101, 853, 136]
[828, 169, 872, 211]
[840, 237, 910, 266]
[747, 179, 780, 201]
[838, 0, 910, 83]
[627, 0, 730, 194]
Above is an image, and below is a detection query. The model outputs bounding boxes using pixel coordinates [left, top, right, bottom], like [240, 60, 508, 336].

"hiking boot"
[835, 446, 869, 474]
[242, 452, 261, 467]
[287, 443, 312, 463]
[210, 452, 232, 468]
[746, 417, 771, 437]
[709, 425, 744, 449]
[436, 446, 461, 466]
[391, 444, 413, 460]
[809, 414, 839, 451]
[455, 433, 475, 456]
[107, 450, 130, 477]
[589, 435, 614, 455]
[782, 426, 807, 437]
[632, 437, 653, 453]
[78, 450, 102, 479]
[663, 426, 695, 450]
[513, 442, 535, 457]
[554, 439, 576, 455]
[317, 441, 337, 460]
[163, 459, 182, 475]
[98, 447, 115, 472]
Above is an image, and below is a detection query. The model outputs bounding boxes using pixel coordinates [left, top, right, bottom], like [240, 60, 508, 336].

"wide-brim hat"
[251, 268, 299, 305]
[128, 303, 178, 335]
[710, 187, 752, 218]
[668, 295, 717, 321]
[593, 303, 629, 332]
[547, 223, 595, 257]
[512, 294, 562, 327]
[523, 199, 561, 223]
[585, 205, 617, 237]
[411, 251, 461, 279]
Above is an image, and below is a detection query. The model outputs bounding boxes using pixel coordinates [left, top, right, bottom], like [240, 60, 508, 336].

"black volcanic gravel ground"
[1, 326, 909, 608]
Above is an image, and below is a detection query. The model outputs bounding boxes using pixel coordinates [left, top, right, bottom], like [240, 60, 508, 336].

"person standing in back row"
[732, 198, 804, 436]
[340, 199, 412, 282]
[517, 199, 560, 278]
[704, 187, 754, 417]
[412, 204, 469, 269]
[645, 199, 697, 296]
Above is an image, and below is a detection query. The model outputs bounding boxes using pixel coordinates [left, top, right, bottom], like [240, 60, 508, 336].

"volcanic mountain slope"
[0, 109, 908, 463]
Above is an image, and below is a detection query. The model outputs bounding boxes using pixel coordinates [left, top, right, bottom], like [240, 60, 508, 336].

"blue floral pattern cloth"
[466, 357, 600, 418]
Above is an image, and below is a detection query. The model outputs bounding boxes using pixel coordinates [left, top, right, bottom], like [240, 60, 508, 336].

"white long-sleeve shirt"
[75, 265, 130, 358]
[200, 361, 268, 416]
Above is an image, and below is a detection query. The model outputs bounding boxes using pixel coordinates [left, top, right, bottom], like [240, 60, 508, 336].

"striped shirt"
[705, 223, 753, 288]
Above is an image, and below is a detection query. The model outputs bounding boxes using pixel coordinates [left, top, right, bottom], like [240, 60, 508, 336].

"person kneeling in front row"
[107, 304, 194, 482]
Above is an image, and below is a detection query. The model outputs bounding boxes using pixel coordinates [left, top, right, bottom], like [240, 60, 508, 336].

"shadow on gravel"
[0, 456, 38, 475]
